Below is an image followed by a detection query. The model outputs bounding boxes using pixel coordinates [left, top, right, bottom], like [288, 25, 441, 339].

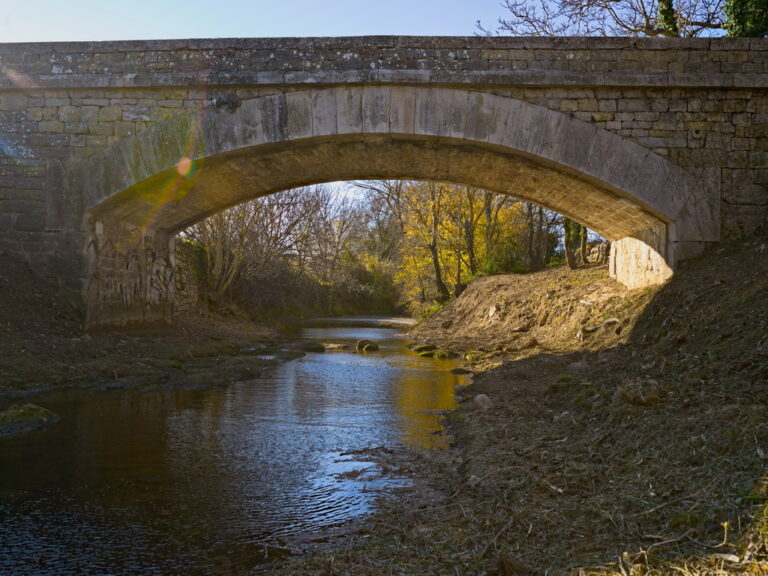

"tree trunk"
[483, 194, 494, 261]
[537, 206, 547, 268]
[526, 205, 546, 271]
[429, 185, 450, 302]
[429, 240, 450, 302]
[464, 221, 478, 275]
[563, 217, 580, 270]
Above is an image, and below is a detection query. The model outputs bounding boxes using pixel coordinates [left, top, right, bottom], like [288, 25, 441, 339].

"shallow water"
[0, 323, 465, 575]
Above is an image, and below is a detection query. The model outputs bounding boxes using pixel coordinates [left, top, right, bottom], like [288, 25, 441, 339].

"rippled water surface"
[0, 323, 465, 575]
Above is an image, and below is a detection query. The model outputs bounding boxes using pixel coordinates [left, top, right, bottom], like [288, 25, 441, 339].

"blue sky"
[0, 1, 508, 43]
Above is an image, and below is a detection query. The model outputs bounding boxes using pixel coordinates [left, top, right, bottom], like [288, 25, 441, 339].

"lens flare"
[176, 156, 193, 176]
[1, 66, 37, 89]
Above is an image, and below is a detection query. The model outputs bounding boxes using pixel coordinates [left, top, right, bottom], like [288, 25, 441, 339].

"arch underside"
[89, 133, 665, 242]
[71, 86, 717, 326]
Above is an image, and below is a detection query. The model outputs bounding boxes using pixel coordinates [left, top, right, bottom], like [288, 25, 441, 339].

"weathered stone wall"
[0, 36, 765, 324]
[84, 219, 174, 325]
[489, 85, 767, 238]
[610, 228, 673, 290]
[174, 240, 201, 313]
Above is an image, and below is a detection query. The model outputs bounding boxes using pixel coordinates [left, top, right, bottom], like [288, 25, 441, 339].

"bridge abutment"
[609, 227, 674, 290]
[85, 219, 175, 328]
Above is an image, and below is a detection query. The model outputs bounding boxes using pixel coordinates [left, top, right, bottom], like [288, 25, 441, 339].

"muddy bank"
[0, 313, 285, 402]
[271, 236, 768, 576]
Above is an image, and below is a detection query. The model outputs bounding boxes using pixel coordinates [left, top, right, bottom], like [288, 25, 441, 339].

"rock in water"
[323, 343, 349, 350]
[474, 394, 494, 411]
[0, 404, 60, 438]
[410, 343, 437, 353]
[356, 339, 379, 352]
[297, 341, 326, 353]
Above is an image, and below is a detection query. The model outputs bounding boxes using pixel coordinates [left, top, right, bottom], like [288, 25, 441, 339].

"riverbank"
[2, 235, 767, 574]
[410, 263, 655, 362]
[272, 235, 768, 575]
[0, 312, 283, 402]
[0, 253, 289, 402]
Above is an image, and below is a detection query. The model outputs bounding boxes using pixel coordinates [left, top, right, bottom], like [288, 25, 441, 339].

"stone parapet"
[0, 36, 767, 90]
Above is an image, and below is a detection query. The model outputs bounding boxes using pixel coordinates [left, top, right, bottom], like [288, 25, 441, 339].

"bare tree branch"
[482, 0, 726, 37]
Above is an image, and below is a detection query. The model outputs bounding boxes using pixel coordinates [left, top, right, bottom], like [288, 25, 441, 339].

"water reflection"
[0, 325, 465, 575]
[394, 355, 458, 449]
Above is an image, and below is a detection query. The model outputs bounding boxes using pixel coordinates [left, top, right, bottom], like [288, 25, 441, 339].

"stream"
[0, 320, 466, 575]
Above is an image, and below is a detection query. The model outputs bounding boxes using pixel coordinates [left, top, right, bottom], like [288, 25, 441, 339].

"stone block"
[336, 87, 363, 134]
[436, 89, 469, 139]
[122, 106, 150, 121]
[80, 105, 100, 122]
[412, 88, 439, 137]
[465, 91, 500, 142]
[58, 106, 80, 122]
[285, 91, 313, 140]
[258, 93, 287, 143]
[311, 89, 337, 136]
[26, 108, 44, 121]
[0, 93, 28, 111]
[14, 213, 45, 232]
[98, 106, 122, 122]
[39, 120, 64, 133]
[361, 86, 391, 134]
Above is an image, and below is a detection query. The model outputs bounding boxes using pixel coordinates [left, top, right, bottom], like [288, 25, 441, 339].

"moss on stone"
[433, 349, 459, 359]
[0, 403, 60, 438]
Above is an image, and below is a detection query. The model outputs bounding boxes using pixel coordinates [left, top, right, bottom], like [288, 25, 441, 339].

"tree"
[360, 181, 530, 312]
[524, 203, 549, 271]
[482, 0, 728, 38]
[563, 217, 582, 269]
[302, 187, 367, 285]
[423, 183, 451, 302]
[182, 203, 258, 307]
[355, 180, 407, 262]
[726, 0, 768, 36]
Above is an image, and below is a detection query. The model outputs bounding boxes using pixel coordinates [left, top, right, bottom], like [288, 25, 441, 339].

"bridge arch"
[66, 86, 715, 327]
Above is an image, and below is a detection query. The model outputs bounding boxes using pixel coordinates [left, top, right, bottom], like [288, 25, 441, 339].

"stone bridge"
[0, 36, 766, 327]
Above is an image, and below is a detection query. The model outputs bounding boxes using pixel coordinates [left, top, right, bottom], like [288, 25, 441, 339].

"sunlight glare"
[1, 67, 38, 89]
[176, 156, 193, 176]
